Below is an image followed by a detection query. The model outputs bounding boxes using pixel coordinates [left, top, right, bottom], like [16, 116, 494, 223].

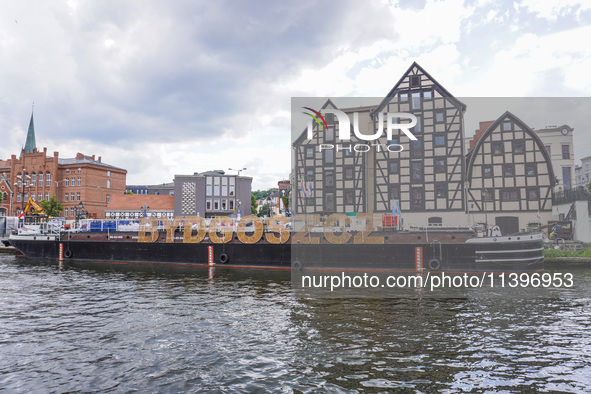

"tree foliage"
[39, 195, 65, 217]
[251, 194, 257, 215]
[252, 188, 278, 200]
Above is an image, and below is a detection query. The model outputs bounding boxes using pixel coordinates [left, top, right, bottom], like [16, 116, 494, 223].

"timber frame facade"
[293, 100, 367, 214]
[292, 62, 558, 232]
[466, 111, 556, 233]
[371, 62, 466, 215]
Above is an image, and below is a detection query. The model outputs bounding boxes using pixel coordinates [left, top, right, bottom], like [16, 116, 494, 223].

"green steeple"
[24, 111, 36, 154]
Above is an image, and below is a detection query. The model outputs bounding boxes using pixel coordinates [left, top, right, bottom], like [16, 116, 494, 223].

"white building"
[533, 125, 575, 191]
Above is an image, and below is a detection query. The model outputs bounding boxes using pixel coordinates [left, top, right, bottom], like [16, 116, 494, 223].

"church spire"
[24, 104, 36, 154]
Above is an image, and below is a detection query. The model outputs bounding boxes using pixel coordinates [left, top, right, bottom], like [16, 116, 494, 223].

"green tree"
[125, 190, 135, 194]
[0, 192, 3, 204]
[281, 195, 289, 214]
[39, 195, 65, 217]
[251, 193, 257, 215]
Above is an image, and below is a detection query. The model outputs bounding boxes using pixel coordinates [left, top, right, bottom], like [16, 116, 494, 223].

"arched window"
[31, 172, 36, 187]
[45, 172, 51, 186]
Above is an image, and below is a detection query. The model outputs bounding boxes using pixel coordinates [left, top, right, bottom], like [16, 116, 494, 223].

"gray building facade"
[174, 170, 252, 218]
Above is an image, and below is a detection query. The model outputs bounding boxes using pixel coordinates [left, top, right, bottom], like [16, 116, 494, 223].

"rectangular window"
[545, 145, 551, 156]
[504, 164, 514, 177]
[410, 75, 420, 87]
[324, 149, 334, 164]
[325, 170, 335, 187]
[492, 141, 504, 155]
[435, 183, 447, 198]
[325, 192, 335, 211]
[525, 163, 536, 176]
[107, 171, 111, 177]
[206, 176, 213, 195]
[107, 179, 111, 189]
[214, 177, 220, 196]
[326, 127, 334, 142]
[66, 169, 70, 175]
[513, 140, 525, 154]
[39, 173, 43, 184]
[344, 167, 354, 180]
[17, 195, 21, 203]
[413, 115, 422, 134]
[306, 197, 314, 206]
[502, 121, 512, 131]
[411, 92, 421, 110]
[31, 173, 36, 187]
[65, 193, 69, 202]
[70, 208, 75, 217]
[306, 147, 314, 158]
[345, 190, 354, 205]
[221, 199, 227, 210]
[411, 161, 423, 182]
[38, 193, 42, 201]
[411, 188, 424, 210]
[77, 192, 80, 201]
[77, 168, 81, 174]
[527, 187, 539, 200]
[45, 192, 49, 200]
[214, 199, 219, 210]
[563, 167, 572, 190]
[71, 177, 75, 186]
[423, 90, 433, 99]
[399, 92, 408, 102]
[562, 145, 570, 160]
[435, 110, 445, 123]
[435, 158, 446, 173]
[77, 177, 81, 186]
[106, 194, 110, 204]
[390, 186, 400, 200]
[501, 188, 519, 201]
[306, 169, 314, 182]
[229, 177, 235, 196]
[482, 189, 494, 202]
[229, 199, 234, 210]
[65, 178, 69, 187]
[389, 160, 399, 174]
[434, 135, 446, 147]
[46, 172, 51, 186]
[221, 177, 228, 196]
[411, 140, 423, 158]
[483, 165, 493, 178]
[206, 199, 212, 210]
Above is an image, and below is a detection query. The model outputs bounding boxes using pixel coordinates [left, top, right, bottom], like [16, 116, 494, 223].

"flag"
[18, 212, 25, 219]
[309, 184, 313, 197]
[392, 199, 401, 216]
[300, 182, 306, 198]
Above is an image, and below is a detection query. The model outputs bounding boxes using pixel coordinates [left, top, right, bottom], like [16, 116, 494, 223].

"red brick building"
[0, 112, 127, 219]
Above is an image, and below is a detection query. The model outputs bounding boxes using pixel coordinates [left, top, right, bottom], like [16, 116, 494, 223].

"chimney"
[98, 156, 102, 163]
[92, 155, 95, 161]
[76, 153, 84, 160]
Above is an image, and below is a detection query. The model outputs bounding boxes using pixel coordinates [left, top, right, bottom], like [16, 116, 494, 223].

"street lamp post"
[14, 170, 31, 216]
[75, 201, 87, 226]
[140, 204, 150, 217]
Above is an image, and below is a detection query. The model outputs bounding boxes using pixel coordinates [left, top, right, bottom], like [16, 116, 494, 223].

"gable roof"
[466, 111, 557, 185]
[372, 62, 466, 117]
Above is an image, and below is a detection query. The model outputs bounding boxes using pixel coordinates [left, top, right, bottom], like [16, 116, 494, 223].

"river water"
[0, 254, 590, 393]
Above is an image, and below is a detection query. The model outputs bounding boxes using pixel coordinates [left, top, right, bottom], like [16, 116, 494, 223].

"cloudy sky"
[1, 0, 590, 190]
